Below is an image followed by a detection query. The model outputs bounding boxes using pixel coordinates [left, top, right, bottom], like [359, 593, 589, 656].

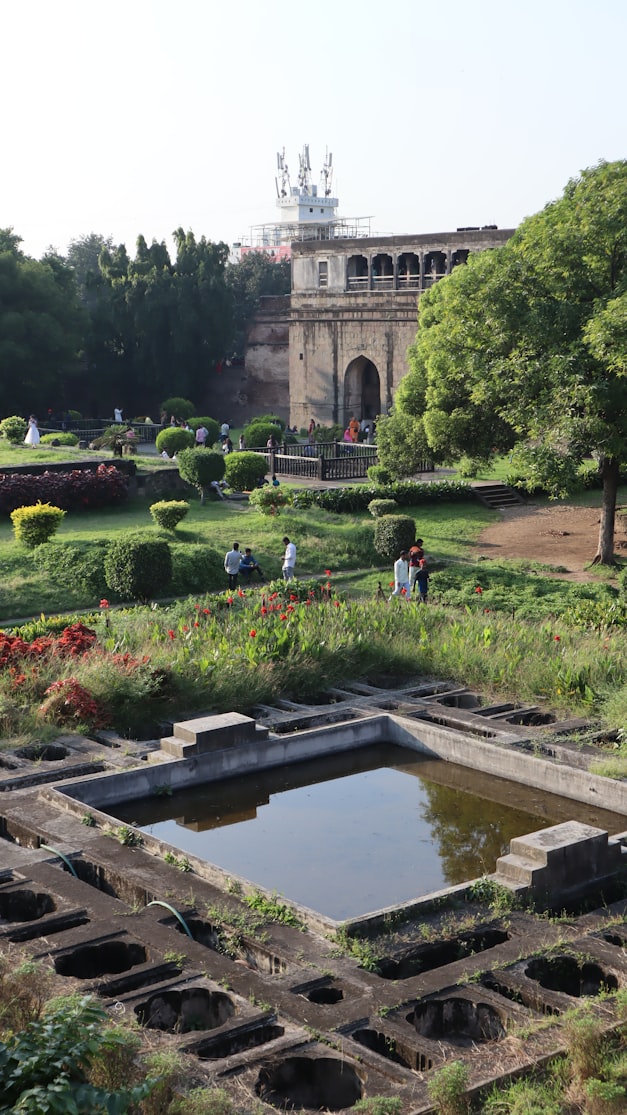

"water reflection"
[117, 745, 625, 921]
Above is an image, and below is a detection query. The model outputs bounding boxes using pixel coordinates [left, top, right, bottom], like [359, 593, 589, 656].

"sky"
[3, 0, 626, 261]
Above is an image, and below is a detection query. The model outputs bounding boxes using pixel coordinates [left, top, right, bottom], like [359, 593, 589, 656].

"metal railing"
[250, 442, 379, 481]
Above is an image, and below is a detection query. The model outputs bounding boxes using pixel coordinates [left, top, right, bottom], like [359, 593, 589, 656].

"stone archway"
[343, 356, 381, 427]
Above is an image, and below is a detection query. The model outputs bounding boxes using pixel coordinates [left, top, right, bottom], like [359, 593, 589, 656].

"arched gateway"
[343, 356, 381, 427]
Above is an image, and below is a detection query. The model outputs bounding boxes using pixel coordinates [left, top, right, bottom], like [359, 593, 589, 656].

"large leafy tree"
[85, 231, 232, 415]
[380, 160, 627, 564]
[0, 230, 84, 415]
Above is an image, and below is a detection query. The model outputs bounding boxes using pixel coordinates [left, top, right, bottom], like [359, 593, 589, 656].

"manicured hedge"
[0, 464, 129, 515]
[291, 479, 472, 513]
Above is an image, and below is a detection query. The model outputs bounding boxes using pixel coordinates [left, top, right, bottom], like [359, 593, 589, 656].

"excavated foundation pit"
[134, 986, 235, 1033]
[255, 1056, 363, 1111]
[408, 996, 508, 1045]
[53, 938, 148, 979]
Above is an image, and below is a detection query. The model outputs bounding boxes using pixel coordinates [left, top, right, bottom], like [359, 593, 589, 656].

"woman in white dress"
[24, 415, 40, 446]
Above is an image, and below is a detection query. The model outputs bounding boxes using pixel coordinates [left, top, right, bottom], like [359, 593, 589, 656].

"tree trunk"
[592, 456, 619, 564]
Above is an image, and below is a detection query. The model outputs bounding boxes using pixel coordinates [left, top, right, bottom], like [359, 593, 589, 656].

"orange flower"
[99, 599, 109, 609]
[249, 629, 257, 637]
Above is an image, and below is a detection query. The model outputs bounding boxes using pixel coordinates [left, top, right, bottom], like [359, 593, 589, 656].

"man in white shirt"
[282, 536, 296, 581]
[389, 550, 411, 602]
[224, 542, 241, 590]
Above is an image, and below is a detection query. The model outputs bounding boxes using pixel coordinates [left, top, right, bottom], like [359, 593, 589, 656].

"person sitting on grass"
[239, 547, 264, 582]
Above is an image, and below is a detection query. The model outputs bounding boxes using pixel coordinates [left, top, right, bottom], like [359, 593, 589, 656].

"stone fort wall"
[243, 227, 514, 431]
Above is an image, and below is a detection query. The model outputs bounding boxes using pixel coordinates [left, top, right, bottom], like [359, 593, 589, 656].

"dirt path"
[477, 502, 627, 580]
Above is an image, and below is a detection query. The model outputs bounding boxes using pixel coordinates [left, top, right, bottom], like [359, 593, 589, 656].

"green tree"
[0, 230, 85, 415]
[177, 447, 225, 503]
[386, 160, 627, 564]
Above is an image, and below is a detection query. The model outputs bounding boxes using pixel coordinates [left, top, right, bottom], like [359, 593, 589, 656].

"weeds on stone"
[243, 889, 304, 928]
[353, 1097, 403, 1115]
[428, 1060, 470, 1115]
[163, 851, 192, 872]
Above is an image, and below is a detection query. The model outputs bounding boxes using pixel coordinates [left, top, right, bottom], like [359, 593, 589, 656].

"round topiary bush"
[104, 534, 172, 602]
[160, 397, 196, 421]
[40, 432, 79, 447]
[155, 427, 195, 457]
[10, 503, 66, 548]
[187, 417, 219, 446]
[242, 420, 283, 448]
[177, 447, 225, 503]
[373, 515, 416, 563]
[367, 464, 392, 485]
[0, 416, 28, 443]
[149, 500, 190, 531]
[254, 413, 286, 431]
[248, 487, 294, 515]
[224, 451, 267, 491]
[368, 498, 399, 518]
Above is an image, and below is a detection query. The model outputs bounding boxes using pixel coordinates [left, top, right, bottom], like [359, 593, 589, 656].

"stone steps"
[159, 712, 269, 760]
[472, 482, 526, 510]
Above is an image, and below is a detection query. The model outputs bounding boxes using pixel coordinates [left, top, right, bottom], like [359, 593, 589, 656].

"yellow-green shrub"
[10, 503, 66, 548]
[150, 500, 190, 531]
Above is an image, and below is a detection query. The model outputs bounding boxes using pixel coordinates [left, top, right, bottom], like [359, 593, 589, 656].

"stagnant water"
[117, 744, 626, 920]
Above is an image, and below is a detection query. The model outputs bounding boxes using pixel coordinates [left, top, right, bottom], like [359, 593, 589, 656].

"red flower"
[475, 586, 483, 594]
[279, 613, 287, 621]
[168, 629, 175, 640]
[554, 635, 561, 642]
[203, 608, 210, 615]
[227, 596, 233, 605]
[324, 569, 331, 576]
[238, 589, 245, 597]
[194, 604, 200, 610]
[182, 625, 189, 632]
[193, 621, 199, 627]
[286, 604, 294, 613]
[260, 606, 268, 615]
[99, 599, 109, 609]
[389, 582, 394, 588]
[289, 594, 297, 601]
[333, 600, 341, 607]
[249, 629, 257, 637]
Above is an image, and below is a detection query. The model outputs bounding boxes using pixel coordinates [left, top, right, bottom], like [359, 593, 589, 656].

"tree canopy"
[378, 160, 627, 563]
[0, 230, 84, 416]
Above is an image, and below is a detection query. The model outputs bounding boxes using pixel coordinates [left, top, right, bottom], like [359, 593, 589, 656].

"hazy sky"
[3, 0, 625, 260]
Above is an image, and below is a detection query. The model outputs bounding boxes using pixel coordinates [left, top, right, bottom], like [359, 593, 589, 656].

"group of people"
[389, 538, 430, 603]
[224, 536, 296, 589]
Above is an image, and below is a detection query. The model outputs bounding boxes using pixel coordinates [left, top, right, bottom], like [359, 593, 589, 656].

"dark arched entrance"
[343, 356, 381, 426]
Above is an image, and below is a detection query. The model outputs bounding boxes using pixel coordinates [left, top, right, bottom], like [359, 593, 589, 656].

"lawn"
[0, 490, 496, 622]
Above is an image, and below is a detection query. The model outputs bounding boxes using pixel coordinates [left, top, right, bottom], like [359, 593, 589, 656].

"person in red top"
[408, 538, 424, 594]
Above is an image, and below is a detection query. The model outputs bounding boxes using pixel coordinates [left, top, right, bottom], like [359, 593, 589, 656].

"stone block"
[161, 713, 268, 758]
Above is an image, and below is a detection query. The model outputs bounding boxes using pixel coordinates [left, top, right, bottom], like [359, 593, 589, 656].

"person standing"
[24, 415, 40, 446]
[113, 407, 123, 423]
[307, 417, 316, 444]
[238, 433, 246, 451]
[220, 421, 230, 443]
[415, 559, 430, 604]
[408, 538, 425, 594]
[195, 423, 208, 447]
[282, 536, 296, 581]
[224, 542, 241, 590]
[389, 550, 410, 602]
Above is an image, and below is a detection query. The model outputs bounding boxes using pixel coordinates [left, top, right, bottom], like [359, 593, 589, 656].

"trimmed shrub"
[150, 500, 190, 531]
[33, 541, 110, 596]
[0, 416, 28, 443]
[160, 397, 196, 420]
[291, 479, 472, 514]
[254, 413, 286, 431]
[224, 451, 267, 491]
[373, 515, 416, 562]
[40, 432, 79, 447]
[0, 464, 128, 515]
[242, 420, 282, 448]
[248, 486, 294, 515]
[177, 448, 225, 502]
[314, 423, 344, 443]
[11, 503, 66, 548]
[368, 498, 399, 518]
[187, 417, 219, 445]
[368, 465, 392, 485]
[170, 543, 225, 595]
[104, 535, 172, 602]
[155, 427, 195, 457]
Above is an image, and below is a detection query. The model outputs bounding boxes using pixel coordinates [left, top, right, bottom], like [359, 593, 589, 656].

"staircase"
[472, 482, 526, 510]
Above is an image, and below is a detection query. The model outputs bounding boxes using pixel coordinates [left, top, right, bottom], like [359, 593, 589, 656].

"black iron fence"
[249, 441, 379, 481]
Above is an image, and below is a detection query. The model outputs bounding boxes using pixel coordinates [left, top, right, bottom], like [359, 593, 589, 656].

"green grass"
[0, 494, 495, 621]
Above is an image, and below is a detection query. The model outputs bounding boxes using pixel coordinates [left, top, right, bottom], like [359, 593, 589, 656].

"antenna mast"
[321, 148, 333, 197]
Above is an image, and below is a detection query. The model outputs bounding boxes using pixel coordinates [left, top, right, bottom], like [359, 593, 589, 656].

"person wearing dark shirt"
[239, 547, 264, 581]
